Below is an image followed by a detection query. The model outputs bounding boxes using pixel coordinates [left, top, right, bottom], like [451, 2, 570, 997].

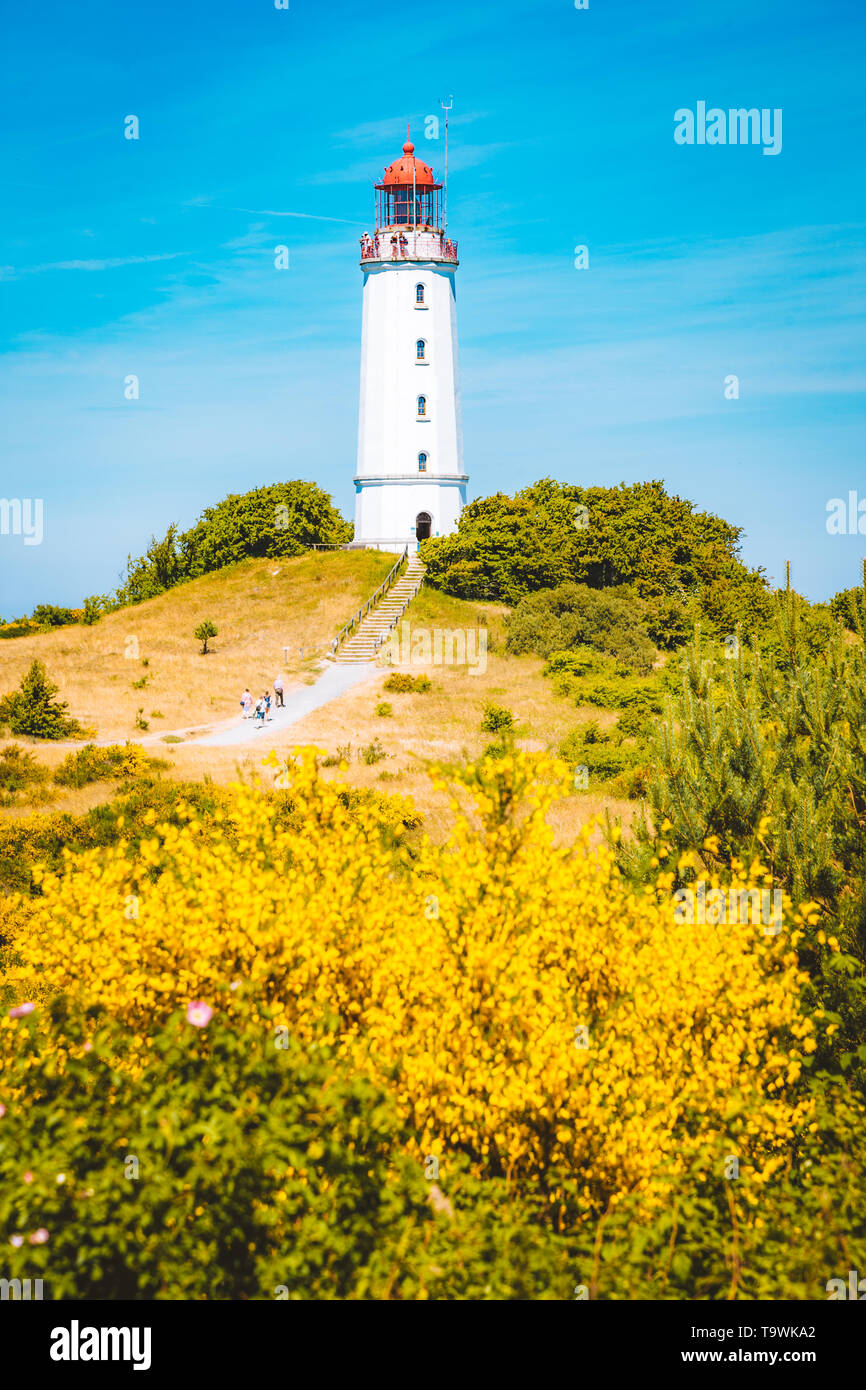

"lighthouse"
[353, 132, 468, 553]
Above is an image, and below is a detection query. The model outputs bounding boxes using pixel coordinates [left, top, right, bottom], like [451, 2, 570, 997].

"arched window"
[417, 395, 427, 417]
[416, 339, 426, 361]
[415, 284, 425, 305]
[418, 453, 428, 472]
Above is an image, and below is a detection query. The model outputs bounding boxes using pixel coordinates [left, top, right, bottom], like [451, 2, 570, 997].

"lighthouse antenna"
[440, 95, 453, 233]
[412, 123, 417, 244]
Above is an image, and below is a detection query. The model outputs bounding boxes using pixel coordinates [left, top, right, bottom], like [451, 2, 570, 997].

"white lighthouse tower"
[354, 130, 468, 553]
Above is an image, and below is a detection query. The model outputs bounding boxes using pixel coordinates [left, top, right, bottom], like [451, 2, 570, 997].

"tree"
[194, 620, 218, 655]
[614, 569, 866, 1087]
[0, 660, 86, 740]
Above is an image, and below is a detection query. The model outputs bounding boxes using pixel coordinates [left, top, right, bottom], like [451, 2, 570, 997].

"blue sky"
[1, 0, 864, 615]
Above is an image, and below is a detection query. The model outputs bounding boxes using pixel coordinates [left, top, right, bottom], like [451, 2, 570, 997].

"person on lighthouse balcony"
[353, 130, 468, 556]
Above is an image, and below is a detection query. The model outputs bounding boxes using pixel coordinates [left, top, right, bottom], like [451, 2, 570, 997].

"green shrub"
[382, 673, 432, 693]
[360, 739, 386, 766]
[560, 727, 644, 784]
[0, 1007, 430, 1300]
[3, 1001, 863, 1300]
[507, 583, 655, 673]
[81, 595, 112, 626]
[30, 604, 78, 630]
[578, 678, 664, 713]
[0, 745, 50, 806]
[480, 704, 513, 734]
[0, 661, 87, 740]
[54, 743, 159, 789]
[375, 702, 393, 718]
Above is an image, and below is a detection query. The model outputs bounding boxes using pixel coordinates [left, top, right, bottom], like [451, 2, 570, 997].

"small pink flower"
[186, 1001, 214, 1028]
[22, 1171, 34, 1184]
[83, 1042, 93, 1053]
[0, 1103, 6, 1118]
[29, 1228, 49, 1245]
[8, 1002, 35, 1019]
[10, 1234, 23, 1248]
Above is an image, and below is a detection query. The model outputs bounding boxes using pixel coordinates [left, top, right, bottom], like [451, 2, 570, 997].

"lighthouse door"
[415, 512, 432, 541]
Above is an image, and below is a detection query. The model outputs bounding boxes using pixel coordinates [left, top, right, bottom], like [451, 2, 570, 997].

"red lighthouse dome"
[375, 132, 444, 231]
[382, 140, 437, 188]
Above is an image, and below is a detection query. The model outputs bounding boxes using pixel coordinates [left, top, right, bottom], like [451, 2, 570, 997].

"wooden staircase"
[332, 553, 425, 664]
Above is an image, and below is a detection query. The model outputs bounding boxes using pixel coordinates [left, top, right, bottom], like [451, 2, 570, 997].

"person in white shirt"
[273, 674, 285, 709]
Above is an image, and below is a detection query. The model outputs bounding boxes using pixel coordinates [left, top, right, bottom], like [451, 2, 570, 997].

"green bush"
[3, 1004, 863, 1300]
[0, 661, 87, 741]
[480, 704, 513, 734]
[507, 582, 656, 674]
[0, 746, 50, 806]
[560, 727, 645, 784]
[382, 673, 432, 694]
[30, 604, 78, 630]
[375, 702, 393, 718]
[0, 1006, 430, 1300]
[54, 744, 159, 789]
[360, 739, 387, 766]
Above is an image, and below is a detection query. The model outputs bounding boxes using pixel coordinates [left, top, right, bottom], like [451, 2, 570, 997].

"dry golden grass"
[160, 586, 634, 845]
[0, 568, 637, 847]
[0, 549, 394, 744]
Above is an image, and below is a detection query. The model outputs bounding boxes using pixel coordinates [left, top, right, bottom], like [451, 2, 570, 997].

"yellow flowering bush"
[2, 749, 816, 1213]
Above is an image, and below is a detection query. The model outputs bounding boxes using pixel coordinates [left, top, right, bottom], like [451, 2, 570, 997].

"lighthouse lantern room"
[354, 131, 467, 552]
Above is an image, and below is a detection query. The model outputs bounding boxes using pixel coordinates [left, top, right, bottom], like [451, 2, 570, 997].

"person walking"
[273, 674, 285, 709]
[263, 690, 273, 721]
[240, 688, 253, 719]
[253, 697, 266, 729]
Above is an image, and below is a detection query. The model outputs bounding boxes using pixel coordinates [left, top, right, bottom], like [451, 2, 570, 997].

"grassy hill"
[0, 550, 634, 842]
[0, 549, 393, 744]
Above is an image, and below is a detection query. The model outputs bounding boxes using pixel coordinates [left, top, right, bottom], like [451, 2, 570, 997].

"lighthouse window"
[417, 395, 427, 417]
[418, 453, 428, 472]
[416, 340, 426, 360]
[415, 284, 425, 305]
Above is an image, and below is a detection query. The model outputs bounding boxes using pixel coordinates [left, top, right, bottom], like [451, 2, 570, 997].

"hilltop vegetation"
[114, 480, 352, 609]
[0, 480, 351, 636]
[421, 477, 775, 641]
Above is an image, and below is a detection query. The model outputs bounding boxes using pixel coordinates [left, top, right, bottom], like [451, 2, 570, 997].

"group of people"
[240, 676, 285, 727]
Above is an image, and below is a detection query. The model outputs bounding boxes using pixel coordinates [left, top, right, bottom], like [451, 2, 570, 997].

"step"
[330, 562, 426, 661]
